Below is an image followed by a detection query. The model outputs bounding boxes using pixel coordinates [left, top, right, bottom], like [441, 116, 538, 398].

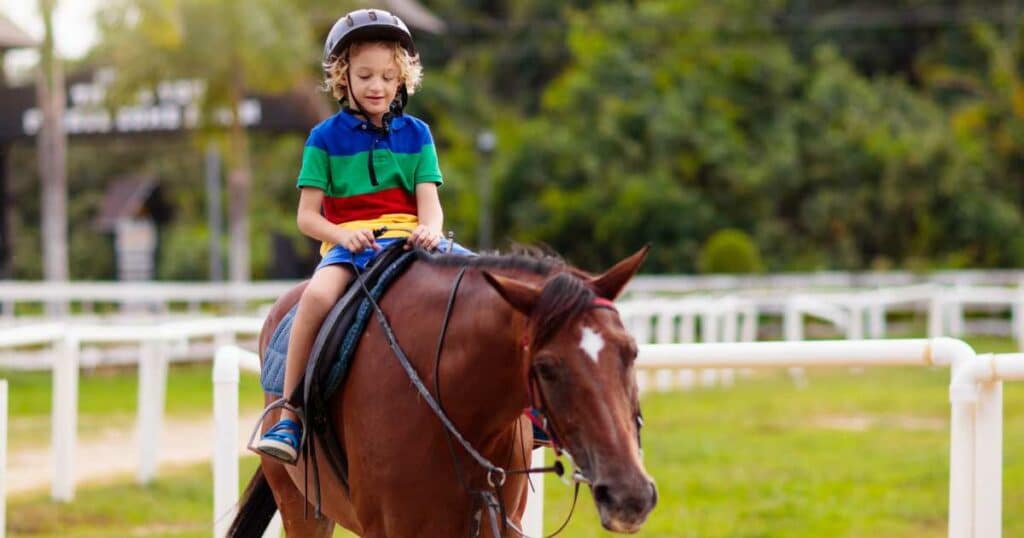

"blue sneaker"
[255, 418, 302, 464]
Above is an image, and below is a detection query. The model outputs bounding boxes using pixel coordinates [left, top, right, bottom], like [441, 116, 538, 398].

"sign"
[0, 68, 320, 142]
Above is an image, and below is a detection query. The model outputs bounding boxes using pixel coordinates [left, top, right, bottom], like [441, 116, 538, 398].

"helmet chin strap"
[342, 70, 405, 134]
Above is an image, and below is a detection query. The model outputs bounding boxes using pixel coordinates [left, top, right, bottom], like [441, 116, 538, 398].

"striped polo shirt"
[296, 110, 443, 244]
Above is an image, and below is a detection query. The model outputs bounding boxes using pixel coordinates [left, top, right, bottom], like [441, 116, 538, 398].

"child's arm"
[297, 187, 379, 251]
[408, 183, 443, 250]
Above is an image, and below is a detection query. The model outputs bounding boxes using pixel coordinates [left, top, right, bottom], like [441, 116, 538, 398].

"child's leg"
[257, 264, 353, 463]
[281, 264, 354, 420]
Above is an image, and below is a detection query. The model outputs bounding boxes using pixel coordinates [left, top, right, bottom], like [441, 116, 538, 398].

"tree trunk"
[227, 84, 251, 284]
[37, 0, 68, 284]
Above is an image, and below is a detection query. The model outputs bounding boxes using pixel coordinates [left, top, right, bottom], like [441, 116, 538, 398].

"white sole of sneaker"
[256, 439, 297, 464]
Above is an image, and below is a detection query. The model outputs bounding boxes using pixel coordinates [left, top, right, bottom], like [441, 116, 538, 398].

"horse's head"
[483, 247, 656, 533]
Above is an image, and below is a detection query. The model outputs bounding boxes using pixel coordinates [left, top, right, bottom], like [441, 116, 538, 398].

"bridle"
[352, 260, 644, 537]
[522, 296, 645, 485]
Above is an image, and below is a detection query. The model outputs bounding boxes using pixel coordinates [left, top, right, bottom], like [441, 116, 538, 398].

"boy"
[256, 8, 469, 464]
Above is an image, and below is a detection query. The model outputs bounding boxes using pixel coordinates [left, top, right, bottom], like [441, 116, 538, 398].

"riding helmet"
[323, 8, 416, 67]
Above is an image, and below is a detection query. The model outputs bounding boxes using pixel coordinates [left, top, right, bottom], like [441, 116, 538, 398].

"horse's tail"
[226, 466, 277, 537]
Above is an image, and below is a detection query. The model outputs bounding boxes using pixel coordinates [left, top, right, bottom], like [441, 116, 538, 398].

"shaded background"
[3, 0, 1024, 278]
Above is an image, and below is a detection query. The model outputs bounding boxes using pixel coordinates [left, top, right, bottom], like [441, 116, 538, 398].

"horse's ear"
[590, 245, 650, 300]
[482, 271, 542, 315]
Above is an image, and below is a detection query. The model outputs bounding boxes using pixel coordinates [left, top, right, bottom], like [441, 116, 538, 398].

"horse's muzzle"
[592, 478, 658, 533]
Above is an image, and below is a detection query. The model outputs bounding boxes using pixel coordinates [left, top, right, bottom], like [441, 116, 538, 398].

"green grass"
[8, 457, 262, 538]
[4, 335, 1023, 536]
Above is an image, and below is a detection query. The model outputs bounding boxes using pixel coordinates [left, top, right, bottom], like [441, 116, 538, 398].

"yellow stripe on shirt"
[319, 213, 419, 256]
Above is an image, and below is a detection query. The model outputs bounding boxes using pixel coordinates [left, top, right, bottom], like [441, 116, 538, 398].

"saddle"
[261, 240, 419, 497]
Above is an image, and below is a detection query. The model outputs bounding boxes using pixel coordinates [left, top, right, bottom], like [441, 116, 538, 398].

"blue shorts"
[316, 237, 474, 271]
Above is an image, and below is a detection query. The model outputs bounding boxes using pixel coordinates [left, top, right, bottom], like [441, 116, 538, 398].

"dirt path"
[8, 412, 262, 495]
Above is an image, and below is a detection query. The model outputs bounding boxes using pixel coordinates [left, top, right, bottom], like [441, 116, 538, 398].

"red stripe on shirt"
[322, 187, 417, 224]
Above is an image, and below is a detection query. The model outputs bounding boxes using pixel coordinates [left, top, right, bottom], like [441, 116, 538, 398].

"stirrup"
[247, 398, 306, 457]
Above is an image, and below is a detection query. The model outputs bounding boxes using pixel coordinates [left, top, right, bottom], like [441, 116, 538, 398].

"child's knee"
[300, 283, 341, 314]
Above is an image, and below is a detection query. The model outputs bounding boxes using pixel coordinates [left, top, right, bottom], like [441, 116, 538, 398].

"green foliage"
[157, 222, 210, 280]
[698, 229, 763, 274]
[13, 0, 1024, 278]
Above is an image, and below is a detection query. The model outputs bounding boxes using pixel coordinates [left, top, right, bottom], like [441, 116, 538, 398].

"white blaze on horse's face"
[580, 326, 605, 364]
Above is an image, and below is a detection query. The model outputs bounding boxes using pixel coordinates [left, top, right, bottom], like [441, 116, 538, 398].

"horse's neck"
[426, 264, 535, 434]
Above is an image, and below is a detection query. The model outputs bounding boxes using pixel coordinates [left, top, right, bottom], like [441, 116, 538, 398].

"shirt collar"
[337, 108, 407, 132]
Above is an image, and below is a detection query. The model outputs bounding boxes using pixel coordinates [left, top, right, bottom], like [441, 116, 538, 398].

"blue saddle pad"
[259, 247, 423, 396]
[260, 306, 295, 396]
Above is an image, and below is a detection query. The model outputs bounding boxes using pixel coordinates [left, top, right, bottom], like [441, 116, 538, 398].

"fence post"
[699, 311, 720, 387]
[783, 298, 806, 386]
[213, 346, 241, 538]
[52, 334, 79, 501]
[1, 379, 7, 538]
[212, 345, 281, 538]
[973, 380, 1002, 538]
[868, 303, 886, 339]
[846, 304, 864, 340]
[1012, 294, 1024, 352]
[137, 340, 169, 484]
[522, 448, 545, 536]
[677, 313, 696, 389]
[946, 290, 965, 337]
[928, 295, 945, 338]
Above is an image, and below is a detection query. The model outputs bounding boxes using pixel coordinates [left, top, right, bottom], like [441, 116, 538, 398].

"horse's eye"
[534, 361, 559, 382]
[619, 342, 638, 365]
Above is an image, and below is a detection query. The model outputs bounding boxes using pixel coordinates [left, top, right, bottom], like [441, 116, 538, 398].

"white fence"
[2, 277, 1022, 343]
[0, 318, 263, 501]
[212, 346, 281, 538]
[0, 281, 294, 320]
[639, 338, 1024, 538]
[1, 379, 7, 538]
[2, 270, 1023, 316]
[212, 339, 1020, 538]
[1, 283, 1023, 536]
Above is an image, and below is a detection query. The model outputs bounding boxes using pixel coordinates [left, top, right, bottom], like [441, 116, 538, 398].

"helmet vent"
[368, 10, 377, 21]
[345, 15, 354, 27]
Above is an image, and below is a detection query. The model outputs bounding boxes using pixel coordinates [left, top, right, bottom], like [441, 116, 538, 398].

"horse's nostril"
[649, 481, 659, 507]
[593, 483, 613, 506]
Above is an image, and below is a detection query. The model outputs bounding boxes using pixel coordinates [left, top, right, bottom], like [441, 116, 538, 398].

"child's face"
[347, 43, 401, 123]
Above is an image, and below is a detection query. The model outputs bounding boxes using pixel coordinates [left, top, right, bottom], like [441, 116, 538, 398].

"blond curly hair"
[323, 41, 422, 102]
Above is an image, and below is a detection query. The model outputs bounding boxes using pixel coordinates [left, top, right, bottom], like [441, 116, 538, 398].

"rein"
[351, 259, 591, 537]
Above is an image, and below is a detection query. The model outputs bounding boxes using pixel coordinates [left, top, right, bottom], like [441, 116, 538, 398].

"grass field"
[4, 335, 1023, 536]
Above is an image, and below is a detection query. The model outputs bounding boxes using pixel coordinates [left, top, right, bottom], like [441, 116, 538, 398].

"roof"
[0, 14, 37, 51]
[96, 176, 159, 231]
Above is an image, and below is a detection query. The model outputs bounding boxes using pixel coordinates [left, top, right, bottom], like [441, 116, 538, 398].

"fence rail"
[0, 318, 263, 501]
[209, 339, 1020, 538]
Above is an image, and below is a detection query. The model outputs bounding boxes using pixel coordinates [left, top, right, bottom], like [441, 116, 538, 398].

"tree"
[95, 0, 314, 282]
[37, 0, 68, 285]
[918, 16, 1024, 266]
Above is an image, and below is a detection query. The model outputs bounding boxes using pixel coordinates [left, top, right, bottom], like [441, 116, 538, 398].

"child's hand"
[407, 225, 442, 251]
[337, 228, 380, 252]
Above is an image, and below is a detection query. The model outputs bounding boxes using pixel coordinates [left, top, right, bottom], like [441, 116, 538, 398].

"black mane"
[415, 246, 599, 347]
[415, 246, 569, 276]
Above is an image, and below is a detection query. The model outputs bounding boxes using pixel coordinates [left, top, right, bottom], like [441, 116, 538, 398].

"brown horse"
[228, 246, 657, 537]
